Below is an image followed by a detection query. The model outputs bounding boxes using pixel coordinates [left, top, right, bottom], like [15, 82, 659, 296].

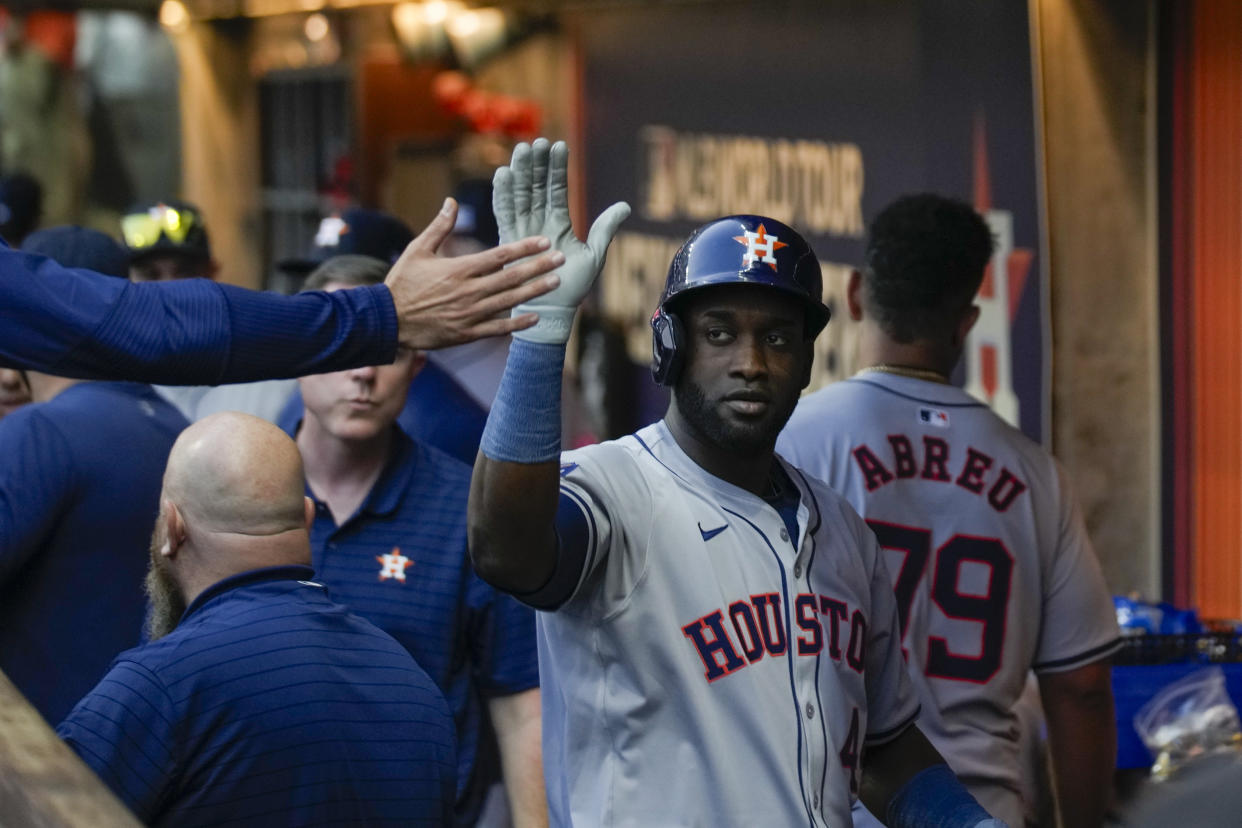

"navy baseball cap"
[22, 225, 130, 279]
[122, 200, 212, 263]
[278, 208, 414, 276]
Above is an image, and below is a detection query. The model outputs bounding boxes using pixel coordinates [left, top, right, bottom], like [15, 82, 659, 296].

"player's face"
[298, 282, 425, 442]
[0, 368, 31, 419]
[673, 286, 811, 456]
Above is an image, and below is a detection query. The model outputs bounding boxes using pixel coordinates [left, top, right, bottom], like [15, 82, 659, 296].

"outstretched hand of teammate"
[493, 138, 631, 344]
[385, 198, 566, 351]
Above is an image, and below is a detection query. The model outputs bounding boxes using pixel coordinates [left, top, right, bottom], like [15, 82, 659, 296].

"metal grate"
[258, 66, 352, 292]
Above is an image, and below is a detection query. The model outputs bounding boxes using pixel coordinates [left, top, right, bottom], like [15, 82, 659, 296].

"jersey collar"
[848, 370, 987, 408]
[302, 426, 420, 526]
[180, 564, 319, 623]
[643, 420, 808, 511]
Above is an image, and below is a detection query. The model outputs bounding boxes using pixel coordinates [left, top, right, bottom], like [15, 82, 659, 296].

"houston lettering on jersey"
[850, 434, 1028, 512]
[682, 592, 867, 682]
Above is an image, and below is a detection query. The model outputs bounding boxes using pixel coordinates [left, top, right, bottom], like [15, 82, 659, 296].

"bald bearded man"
[57, 413, 457, 827]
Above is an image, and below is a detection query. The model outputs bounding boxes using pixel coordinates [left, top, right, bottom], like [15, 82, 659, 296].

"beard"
[674, 376, 801, 458]
[144, 524, 186, 642]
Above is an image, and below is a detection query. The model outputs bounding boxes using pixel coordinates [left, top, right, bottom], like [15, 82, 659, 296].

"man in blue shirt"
[0, 226, 190, 724]
[58, 412, 456, 827]
[0, 197, 564, 383]
[289, 255, 544, 826]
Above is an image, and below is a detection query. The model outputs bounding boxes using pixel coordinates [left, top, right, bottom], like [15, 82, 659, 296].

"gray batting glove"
[493, 138, 630, 344]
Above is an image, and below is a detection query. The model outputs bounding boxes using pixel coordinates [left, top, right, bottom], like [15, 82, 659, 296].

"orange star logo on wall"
[733, 223, 787, 271]
[376, 547, 413, 582]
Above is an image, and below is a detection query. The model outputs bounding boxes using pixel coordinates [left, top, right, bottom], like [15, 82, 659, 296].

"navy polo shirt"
[0, 381, 187, 723]
[278, 360, 488, 466]
[58, 566, 456, 827]
[295, 426, 538, 821]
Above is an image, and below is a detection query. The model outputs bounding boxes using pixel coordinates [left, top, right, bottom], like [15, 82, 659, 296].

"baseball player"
[778, 194, 1121, 828]
[467, 140, 1005, 827]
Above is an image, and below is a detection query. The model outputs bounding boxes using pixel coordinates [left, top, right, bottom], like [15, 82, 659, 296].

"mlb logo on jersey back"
[919, 407, 950, 428]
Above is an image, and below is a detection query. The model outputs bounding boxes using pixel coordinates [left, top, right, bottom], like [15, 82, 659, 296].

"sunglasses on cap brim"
[121, 205, 204, 250]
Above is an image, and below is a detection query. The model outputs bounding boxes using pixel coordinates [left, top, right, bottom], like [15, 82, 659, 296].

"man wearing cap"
[277, 207, 489, 464]
[122, 200, 218, 283]
[121, 199, 301, 422]
[469, 140, 1003, 827]
[0, 226, 189, 724]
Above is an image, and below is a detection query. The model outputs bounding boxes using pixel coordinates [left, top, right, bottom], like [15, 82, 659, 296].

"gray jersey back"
[778, 371, 1120, 823]
[541, 420, 919, 827]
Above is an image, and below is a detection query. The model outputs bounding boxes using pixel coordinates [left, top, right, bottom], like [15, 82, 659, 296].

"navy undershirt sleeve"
[0, 246, 397, 382]
[511, 491, 593, 610]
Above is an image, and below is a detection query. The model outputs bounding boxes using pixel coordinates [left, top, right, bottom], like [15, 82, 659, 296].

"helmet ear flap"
[650, 308, 685, 386]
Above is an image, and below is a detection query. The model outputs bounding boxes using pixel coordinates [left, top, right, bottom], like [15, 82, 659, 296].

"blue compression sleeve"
[885, 764, 1001, 828]
[480, 339, 566, 463]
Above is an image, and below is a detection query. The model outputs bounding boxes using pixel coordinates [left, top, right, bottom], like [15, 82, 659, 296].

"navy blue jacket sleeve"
[0, 246, 398, 383]
[0, 406, 75, 584]
[57, 659, 178, 823]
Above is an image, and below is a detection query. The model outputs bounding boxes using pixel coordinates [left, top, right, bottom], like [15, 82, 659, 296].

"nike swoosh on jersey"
[698, 522, 729, 541]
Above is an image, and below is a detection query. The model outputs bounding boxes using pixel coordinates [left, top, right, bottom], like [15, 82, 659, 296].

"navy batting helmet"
[650, 215, 830, 385]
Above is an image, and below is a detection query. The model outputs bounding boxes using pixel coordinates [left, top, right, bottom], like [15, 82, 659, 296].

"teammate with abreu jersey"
[778, 194, 1121, 828]
[468, 140, 1006, 828]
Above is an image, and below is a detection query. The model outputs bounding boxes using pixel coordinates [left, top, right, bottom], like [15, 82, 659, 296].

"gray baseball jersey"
[539, 420, 920, 827]
[777, 371, 1121, 825]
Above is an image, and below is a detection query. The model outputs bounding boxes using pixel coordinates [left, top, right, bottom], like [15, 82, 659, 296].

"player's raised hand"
[384, 197, 565, 351]
[494, 138, 630, 344]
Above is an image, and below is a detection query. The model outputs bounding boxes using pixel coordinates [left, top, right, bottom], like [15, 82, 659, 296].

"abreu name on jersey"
[850, 434, 1028, 513]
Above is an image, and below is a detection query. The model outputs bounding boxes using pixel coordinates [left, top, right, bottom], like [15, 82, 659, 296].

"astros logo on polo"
[733, 223, 787, 270]
[376, 547, 413, 582]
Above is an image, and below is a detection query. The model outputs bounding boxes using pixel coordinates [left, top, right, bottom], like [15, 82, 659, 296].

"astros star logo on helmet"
[733, 223, 787, 271]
